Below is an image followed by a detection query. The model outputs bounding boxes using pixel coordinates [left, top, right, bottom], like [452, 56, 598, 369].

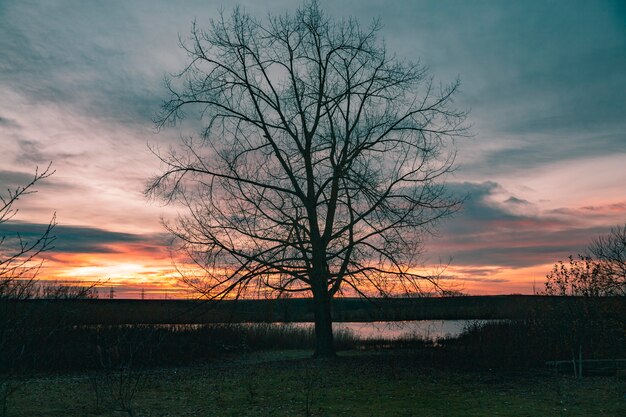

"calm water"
[292, 320, 475, 341]
[148, 320, 492, 341]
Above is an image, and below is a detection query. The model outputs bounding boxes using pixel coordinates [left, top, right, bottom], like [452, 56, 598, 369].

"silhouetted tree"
[148, 1, 466, 357]
[0, 164, 55, 415]
[545, 225, 626, 297]
[544, 255, 604, 297]
[542, 227, 626, 370]
[0, 164, 55, 300]
[588, 224, 626, 296]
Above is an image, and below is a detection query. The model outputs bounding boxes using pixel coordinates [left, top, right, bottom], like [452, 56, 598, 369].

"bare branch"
[148, 1, 467, 356]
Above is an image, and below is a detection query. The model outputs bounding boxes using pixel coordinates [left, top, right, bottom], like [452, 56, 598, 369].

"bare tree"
[588, 224, 626, 296]
[0, 164, 56, 300]
[0, 164, 55, 415]
[148, 1, 466, 357]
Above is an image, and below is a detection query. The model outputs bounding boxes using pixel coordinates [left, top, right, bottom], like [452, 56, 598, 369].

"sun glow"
[63, 263, 146, 280]
[38, 250, 187, 298]
[32, 231, 573, 298]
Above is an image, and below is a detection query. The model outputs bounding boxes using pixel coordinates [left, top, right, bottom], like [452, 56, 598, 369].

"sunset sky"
[1, 0, 625, 297]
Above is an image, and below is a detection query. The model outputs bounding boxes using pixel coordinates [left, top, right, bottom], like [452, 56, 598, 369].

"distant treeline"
[3, 295, 625, 325]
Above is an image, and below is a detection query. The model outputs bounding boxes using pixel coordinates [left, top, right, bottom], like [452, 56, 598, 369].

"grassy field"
[2, 298, 624, 415]
[7, 350, 625, 416]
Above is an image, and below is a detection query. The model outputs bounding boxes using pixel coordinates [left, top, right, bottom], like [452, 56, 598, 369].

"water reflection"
[128, 320, 492, 341]
[294, 320, 472, 341]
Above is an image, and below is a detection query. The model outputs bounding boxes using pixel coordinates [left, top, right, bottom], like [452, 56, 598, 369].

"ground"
[7, 350, 626, 416]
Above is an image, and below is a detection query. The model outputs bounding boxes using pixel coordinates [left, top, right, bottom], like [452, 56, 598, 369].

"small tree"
[543, 229, 626, 370]
[544, 255, 605, 297]
[148, 1, 466, 357]
[545, 225, 626, 297]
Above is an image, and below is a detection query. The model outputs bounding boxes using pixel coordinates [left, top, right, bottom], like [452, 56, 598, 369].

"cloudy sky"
[1, 0, 624, 297]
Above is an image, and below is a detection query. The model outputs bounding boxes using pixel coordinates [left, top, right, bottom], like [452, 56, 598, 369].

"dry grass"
[7, 350, 625, 416]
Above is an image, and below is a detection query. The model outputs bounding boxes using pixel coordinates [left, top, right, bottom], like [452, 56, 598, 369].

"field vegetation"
[0, 305, 623, 415]
[7, 350, 625, 416]
[1, 296, 624, 415]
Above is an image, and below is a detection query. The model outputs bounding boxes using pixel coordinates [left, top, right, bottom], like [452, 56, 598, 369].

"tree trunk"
[312, 287, 335, 358]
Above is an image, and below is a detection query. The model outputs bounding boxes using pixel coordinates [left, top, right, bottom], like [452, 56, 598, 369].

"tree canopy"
[148, 1, 466, 356]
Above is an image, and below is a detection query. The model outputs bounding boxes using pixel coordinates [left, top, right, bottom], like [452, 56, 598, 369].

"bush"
[440, 305, 624, 370]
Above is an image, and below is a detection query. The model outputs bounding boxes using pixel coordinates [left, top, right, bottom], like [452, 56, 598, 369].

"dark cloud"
[0, 169, 77, 195]
[429, 181, 615, 268]
[455, 276, 510, 284]
[450, 267, 506, 279]
[14, 140, 47, 164]
[464, 131, 626, 174]
[442, 182, 518, 226]
[0, 221, 170, 255]
[446, 237, 599, 269]
[11, 138, 86, 166]
[0, 170, 39, 189]
[504, 197, 530, 206]
[0, 116, 20, 129]
[548, 202, 626, 218]
[580, 202, 626, 213]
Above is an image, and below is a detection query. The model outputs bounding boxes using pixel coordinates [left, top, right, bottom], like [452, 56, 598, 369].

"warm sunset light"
[63, 264, 146, 279]
[1, 0, 624, 300]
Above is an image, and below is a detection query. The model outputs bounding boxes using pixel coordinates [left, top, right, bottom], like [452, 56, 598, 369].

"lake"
[291, 320, 479, 340]
[157, 319, 486, 340]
